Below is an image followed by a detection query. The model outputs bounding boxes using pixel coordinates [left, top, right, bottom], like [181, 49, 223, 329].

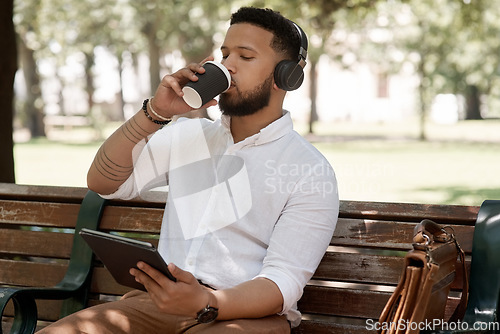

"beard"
[219, 72, 273, 117]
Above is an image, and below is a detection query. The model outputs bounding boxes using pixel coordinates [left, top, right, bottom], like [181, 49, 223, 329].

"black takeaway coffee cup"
[182, 61, 231, 109]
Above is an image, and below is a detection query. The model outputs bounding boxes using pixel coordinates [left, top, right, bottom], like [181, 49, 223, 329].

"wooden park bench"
[1, 183, 499, 334]
[43, 115, 92, 132]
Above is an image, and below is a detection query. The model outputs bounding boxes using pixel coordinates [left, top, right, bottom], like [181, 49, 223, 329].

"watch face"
[197, 306, 218, 323]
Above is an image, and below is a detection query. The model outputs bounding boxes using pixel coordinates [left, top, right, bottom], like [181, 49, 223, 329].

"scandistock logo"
[135, 119, 252, 240]
[169, 155, 252, 239]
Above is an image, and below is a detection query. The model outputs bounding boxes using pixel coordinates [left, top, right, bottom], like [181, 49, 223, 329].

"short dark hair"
[230, 7, 299, 62]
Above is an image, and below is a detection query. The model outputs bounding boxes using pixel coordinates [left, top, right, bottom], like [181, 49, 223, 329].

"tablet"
[79, 228, 176, 291]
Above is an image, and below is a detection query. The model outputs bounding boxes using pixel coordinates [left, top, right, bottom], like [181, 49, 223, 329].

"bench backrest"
[0, 184, 481, 333]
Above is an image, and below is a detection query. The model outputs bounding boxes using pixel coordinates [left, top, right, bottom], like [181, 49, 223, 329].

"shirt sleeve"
[99, 124, 174, 200]
[254, 161, 339, 317]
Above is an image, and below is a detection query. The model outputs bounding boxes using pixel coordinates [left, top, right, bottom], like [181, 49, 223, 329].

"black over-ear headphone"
[274, 22, 308, 91]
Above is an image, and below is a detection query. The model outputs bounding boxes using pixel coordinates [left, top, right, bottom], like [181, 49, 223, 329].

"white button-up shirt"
[101, 111, 339, 327]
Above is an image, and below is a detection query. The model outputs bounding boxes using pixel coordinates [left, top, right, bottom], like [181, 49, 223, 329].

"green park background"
[5, 0, 500, 207]
[14, 119, 500, 206]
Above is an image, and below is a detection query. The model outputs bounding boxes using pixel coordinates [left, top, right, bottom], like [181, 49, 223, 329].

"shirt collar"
[221, 110, 293, 148]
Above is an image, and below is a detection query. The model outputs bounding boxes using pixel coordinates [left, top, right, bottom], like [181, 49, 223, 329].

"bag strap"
[449, 239, 468, 322]
[414, 219, 469, 322]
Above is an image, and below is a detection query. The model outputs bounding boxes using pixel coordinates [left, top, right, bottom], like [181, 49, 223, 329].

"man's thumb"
[168, 263, 193, 283]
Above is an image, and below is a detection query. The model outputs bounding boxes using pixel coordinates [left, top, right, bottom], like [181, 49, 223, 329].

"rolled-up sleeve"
[99, 124, 174, 200]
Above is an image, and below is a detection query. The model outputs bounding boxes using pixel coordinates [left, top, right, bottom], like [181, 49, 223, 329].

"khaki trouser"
[37, 290, 291, 334]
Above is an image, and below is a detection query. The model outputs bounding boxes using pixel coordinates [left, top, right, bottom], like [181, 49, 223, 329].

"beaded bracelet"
[148, 97, 171, 121]
[142, 99, 171, 125]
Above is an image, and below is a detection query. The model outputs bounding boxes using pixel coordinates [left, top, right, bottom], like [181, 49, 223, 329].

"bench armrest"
[0, 191, 107, 334]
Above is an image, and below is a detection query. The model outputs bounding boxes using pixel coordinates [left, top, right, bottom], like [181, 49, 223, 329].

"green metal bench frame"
[0, 191, 107, 334]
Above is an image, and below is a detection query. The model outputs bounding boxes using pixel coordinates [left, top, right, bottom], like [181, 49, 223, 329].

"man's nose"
[221, 56, 236, 74]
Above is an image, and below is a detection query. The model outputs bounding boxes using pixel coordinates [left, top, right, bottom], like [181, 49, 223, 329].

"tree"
[332, 0, 500, 140]
[0, 0, 17, 183]
[391, 0, 500, 123]
[305, 0, 377, 133]
[249, 0, 379, 133]
[435, 0, 500, 120]
[128, 0, 229, 118]
[14, 0, 45, 137]
[36, 0, 141, 121]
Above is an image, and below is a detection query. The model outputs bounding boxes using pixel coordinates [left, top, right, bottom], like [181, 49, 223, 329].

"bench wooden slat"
[340, 201, 479, 224]
[298, 285, 390, 319]
[90, 267, 134, 296]
[0, 200, 80, 228]
[0, 184, 87, 203]
[98, 206, 163, 233]
[314, 252, 409, 287]
[0, 184, 167, 207]
[314, 252, 469, 289]
[332, 218, 475, 253]
[0, 229, 73, 258]
[314, 252, 405, 284]
[293, 316, 372, 334]
[297, 285, 462, 321]
[3, 299, 64, 322]
[0, 259, 67, 287]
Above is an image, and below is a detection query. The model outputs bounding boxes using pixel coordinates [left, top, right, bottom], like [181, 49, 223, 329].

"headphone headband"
[292, 22, 308, 66]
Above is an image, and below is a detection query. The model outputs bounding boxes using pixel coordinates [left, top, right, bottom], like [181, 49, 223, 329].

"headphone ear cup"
[274, 60, 304, 91]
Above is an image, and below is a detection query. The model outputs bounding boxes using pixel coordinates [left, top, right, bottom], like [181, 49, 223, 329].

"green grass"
[14, 138, 101, 188]
[13, 119, 500, 206]
[314, 140, 500, 206]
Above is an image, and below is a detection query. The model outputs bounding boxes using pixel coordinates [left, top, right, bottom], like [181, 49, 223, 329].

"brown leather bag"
[378, 219, 469, 334]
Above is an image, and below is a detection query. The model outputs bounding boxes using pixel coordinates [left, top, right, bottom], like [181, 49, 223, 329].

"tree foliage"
[4, 0, 500, 181]
[325, 0, 500, 139]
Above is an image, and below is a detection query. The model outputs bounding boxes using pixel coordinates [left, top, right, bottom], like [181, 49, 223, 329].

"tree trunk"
[465, 84, 482, 120]
[117, 52, 126, 121]
[55, 71, 67, 115]
[308, 59, 318, 134]
[0, 0, 17, 183]
[143, 21, 161, 96]
[18, 35, 45, 137]
[84, 51, 95, 116]
[417, 52, 427, 141]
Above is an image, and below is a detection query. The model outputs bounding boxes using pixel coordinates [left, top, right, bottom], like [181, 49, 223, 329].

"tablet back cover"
[80, 228, 175, 291]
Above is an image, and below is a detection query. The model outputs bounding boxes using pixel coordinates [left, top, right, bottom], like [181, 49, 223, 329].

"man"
[39, 7, 338, 334]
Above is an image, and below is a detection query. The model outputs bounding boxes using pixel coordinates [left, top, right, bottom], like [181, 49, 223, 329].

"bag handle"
[414, 219, 453, 244]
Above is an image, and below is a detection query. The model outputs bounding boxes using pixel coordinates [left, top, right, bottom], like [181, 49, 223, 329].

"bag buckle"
[421, 233, 431, 246]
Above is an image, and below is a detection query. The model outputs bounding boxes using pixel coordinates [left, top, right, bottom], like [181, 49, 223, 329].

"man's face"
[218, 23, 279, 117]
